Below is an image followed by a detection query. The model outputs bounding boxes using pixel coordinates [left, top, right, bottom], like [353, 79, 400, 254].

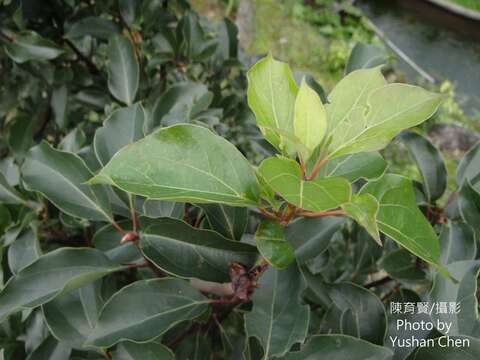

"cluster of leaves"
[1, 1, 480, 360]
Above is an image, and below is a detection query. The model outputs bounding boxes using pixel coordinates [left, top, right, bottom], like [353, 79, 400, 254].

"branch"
[364, 276, 394, 289]
[190, 278, 234, 297]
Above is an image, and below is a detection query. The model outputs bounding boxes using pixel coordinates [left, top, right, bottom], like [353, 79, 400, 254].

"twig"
[381, 282, 401, 302]
[297, 209, 345, 218]
[64, 38, 101, 75]
[128, 194, 138, 233]
[306, 156, 328, 181]
[364, 276, 393, 289]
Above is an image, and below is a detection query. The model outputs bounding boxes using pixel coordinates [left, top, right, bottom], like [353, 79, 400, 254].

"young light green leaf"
[255, 219, 295, 269]
[342, 193, 380, 244]
[360, 174, 444, 274]
[247, 55, 298, 156]
[245, 264, 309, 359]
[281, 335, 394, 360]
[107, 34, 139, 105]
[429, 260, 480, 337]
[90, 124, 262, 207]
[316, 152, 386, 182]
[258, 157, 351, 212]
[4, 31, 64, 63]
[94, 103, 145, 166]
[329, 83, 443, 159]
[398, 131, 447, 202]
[87, 278, 209, 347]
[0, 248, 122, 322]
[22, 142, 113, 222]
[294, 79, 327, 160]
[140, 218, 258, 282]
[113, 341, 174, 360]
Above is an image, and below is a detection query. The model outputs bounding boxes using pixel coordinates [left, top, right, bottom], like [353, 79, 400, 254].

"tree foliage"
[0, 0, 479, 359]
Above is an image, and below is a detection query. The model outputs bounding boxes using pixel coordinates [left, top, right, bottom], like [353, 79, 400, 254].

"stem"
[259, 208, 279, 221]
[306, 156, 328, 181]
[64, 38, 101, 75]
[364, 276, 394, 289]
[128, 194, 138, 233]
[0, 29, 14, 42]
[381, 282, 401, 302]
[297, 209, 345, 218]
[110, 220, 126, 235]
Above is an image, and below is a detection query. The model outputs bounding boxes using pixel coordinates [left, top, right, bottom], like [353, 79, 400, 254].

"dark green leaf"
[198, 204, 247, 240]
[281, 335, 393, 360]
[346, 43, 386, 74]
[4, 31, 64, 63]
[440, 222, 476, 265]
[113, 341, 174, 360]
[7, 227, 41, 275]
[398, 131, 447, 202]
[65, 17, 120, 40]
[0, 248, 121, 322]
[245, 264, 309, 358]
[285, 216, 345, 264]
[457, 141, 480, 189]
[22, 142, 113, 221]
[381, 249, 427, 283]
[94, 103, 145, 166]
[107, 35, 139, 105]
[26, 336, 71, 360]
[87, 278, 209, 347]
[429, 260, 480, 337]
[0, 172, 27, 205]
[140, 218, 258, 282]
[414, 336, 480, 359]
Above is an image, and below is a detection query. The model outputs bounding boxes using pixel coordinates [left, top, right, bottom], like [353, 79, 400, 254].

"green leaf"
[429, 260, 480, 337]
[0, 205, 11, 234]
[247, 55, 298, 155]
[258, 156, 351, 211]
[381, 249, 427, 283]
[7, 227, 41, 275]
[320, 282, 387, 345]
[87, 278, 209, 347]
[107, 34, 139, 105]
[51, 85, 68, 128]
[92, 221, 142, 264]
[360, 174, 444, 273]
[140, 218, 257, 282]
[146, 82, 213, 132]
[0, 248, 121, 322]
[255, 219, 295, 269]
[294, 79, 327, 160]
[341, 193, 380, 244]
[59, 127, 86, 153]
[326, 67, 443, 159]
[26, 336, 71, 360]
[198, 204, 247, 241]
[22, 142, 113, 222]
[285, 216, 345, 264]
[440, 222, 477, 265]
[457, 141, 480, 189]
[94, 103, 145, 166]
[113, 341, 174, 360]
[65, 17, 120, 40]
[398, 131, 447, 202]
[345, 43, 386, 74]
[0, 172, 27, 204]
[281, 335, 393, 360]
[4, 31, 64, 63]
[316, 152, 387, 182]
[245, 264, 309, 359]
[458, 180, 480, 232]
[179, 11, 218, 61]
[413, 336, 480, 359]
[43, 282, 104, 349]
[90, 124, 261, 207]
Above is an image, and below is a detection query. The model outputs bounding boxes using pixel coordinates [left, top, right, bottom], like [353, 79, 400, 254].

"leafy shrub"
[1, 1, 480, 359]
